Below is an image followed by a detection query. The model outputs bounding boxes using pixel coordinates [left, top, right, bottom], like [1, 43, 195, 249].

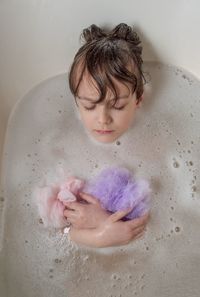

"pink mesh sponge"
[36, 177, 85, 228]
[36, 167, 151, 228]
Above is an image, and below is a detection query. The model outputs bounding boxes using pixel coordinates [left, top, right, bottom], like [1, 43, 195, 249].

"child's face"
[76, 73, 140, 143]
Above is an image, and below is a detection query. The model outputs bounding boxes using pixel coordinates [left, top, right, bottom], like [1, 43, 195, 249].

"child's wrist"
[94, 227, 110, 248]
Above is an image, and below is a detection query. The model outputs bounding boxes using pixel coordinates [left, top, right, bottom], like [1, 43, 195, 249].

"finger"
[79, 192, 99, 205]
[131, 226, 145, 239]
[108, 208, 132, 223]
[129, 215, 149, 229]
[65, 217, 75, 225]
[63, 209, 78, 219]
[63, 213, 78, 226]
[63, 201, 81, 211]
[134, 230, 145, 240]
[128, 213, 150, 229]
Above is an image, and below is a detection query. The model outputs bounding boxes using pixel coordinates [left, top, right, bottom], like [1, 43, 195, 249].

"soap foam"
[1, 62, 200, 297]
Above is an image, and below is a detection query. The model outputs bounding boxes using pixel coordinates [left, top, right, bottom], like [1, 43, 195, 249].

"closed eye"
[112, 105, 126, 110]
[83, 105, 96, 110]
[82, 103, 127, 111]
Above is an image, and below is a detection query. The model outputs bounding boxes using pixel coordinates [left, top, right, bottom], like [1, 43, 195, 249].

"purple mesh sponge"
[85, 167, 151, 219]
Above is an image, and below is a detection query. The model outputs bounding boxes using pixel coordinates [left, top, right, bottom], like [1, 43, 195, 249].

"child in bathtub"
[64, 23, 149, 247]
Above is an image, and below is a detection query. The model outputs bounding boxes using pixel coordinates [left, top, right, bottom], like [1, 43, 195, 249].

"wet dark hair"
[68, 23, 145, 104]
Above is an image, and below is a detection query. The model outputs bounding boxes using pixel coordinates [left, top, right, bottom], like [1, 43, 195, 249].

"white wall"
[1, 0, 200, 167]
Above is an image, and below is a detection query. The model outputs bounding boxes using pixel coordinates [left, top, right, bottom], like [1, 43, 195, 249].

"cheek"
[79, 110, 94, 127]
[120, 115, 133, 129]
[117, 108, 136, 128]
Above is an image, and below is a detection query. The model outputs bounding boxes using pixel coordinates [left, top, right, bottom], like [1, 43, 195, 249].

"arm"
[64, 192, 150, 247]
[69, 210, 149, 248]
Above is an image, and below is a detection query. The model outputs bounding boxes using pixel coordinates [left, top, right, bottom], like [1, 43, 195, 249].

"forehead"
[77, 71, 131, 101]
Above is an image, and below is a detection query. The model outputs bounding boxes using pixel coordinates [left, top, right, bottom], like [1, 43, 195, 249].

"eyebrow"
[77, 95, 129, 102]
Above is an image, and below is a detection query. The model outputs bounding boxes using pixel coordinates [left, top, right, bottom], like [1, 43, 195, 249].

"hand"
[69, 209, 150, 248]
[63, 192, 110, 229]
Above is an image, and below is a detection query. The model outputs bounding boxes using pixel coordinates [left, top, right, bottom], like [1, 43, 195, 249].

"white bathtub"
[1, 1, 200, 297]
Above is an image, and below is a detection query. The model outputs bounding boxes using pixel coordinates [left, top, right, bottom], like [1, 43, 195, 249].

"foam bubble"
[175, 226, 181, 232]
[173, 161, 179, 168]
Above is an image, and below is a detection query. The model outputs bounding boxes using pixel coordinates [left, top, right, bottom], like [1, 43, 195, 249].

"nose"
[97, 106, 112, 125]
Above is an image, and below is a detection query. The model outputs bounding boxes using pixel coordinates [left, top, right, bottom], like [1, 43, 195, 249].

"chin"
[92, 133, 121, 144]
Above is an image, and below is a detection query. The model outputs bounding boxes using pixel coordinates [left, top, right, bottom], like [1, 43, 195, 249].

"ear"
[136, 93, 144, 108]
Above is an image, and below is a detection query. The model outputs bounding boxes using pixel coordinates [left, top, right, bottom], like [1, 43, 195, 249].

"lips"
[95, 130, 114, 134]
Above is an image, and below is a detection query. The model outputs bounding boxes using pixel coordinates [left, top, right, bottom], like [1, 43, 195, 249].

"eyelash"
[84, 106, 95, 111]
[84, 105, 126, 111]
[114, 106, 126, 110]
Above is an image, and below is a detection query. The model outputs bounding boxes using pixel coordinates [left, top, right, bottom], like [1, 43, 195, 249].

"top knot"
[110, 23, 141, 46]
[81, 23, 141, 48]
[82, 24, 106, 42]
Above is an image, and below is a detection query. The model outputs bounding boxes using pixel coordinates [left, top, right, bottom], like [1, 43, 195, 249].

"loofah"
[85, 167, 151, 220]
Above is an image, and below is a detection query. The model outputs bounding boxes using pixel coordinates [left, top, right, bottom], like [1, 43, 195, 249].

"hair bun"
[111, 23, 141, 46]
[82, 24, 106, 43]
